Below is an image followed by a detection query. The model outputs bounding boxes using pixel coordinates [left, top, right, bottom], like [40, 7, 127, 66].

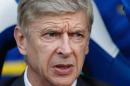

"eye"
[69, 32, 84, 42]
[47, 31, 58, 37]
[41, 31, 60, 41]
[74, 32, 84, 37]
[72, 32, 84, 38]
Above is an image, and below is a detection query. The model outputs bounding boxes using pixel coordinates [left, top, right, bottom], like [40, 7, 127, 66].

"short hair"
[17, 0, 93, 34]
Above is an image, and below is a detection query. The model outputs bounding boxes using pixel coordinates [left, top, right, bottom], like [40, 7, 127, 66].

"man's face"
[16, 11, 90, 86]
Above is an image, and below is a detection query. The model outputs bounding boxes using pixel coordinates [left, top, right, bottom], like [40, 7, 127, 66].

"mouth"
[53, 64, 74, 76]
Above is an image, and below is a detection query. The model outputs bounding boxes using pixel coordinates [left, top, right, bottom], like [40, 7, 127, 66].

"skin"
[14, 10, 90, 86]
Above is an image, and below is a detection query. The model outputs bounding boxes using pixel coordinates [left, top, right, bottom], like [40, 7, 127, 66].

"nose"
[57, 33, 72, 57]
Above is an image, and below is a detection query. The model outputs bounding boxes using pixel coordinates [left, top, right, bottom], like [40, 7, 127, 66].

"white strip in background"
[90, 0, 119, 58]
[0, 0, 17, 33]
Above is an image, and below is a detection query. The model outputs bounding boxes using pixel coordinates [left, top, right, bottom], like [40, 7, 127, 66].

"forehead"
[28, 11, 89, 30]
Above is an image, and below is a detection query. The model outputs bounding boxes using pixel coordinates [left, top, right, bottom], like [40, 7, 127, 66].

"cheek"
[36, 42, 58, 69]
[73, 43, 87, 72]
[77, 52, 85, 69]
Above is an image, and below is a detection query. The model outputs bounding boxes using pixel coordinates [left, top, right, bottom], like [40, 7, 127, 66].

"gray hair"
[17, 0, 93, 34]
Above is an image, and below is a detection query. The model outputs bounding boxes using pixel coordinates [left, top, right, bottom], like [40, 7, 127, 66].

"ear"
[14, 25, 27, 55]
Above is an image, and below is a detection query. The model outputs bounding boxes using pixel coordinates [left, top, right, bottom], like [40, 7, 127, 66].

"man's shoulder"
[77, 75, 112, 86]
[0, 77, 17, 86]
[0, 76, 24, 86]
[0, 75, 111, 86]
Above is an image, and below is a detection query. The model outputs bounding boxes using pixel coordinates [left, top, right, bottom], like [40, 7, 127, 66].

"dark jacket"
[0, 75, 111, 86]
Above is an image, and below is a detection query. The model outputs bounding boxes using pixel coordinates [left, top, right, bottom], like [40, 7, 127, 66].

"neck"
[27, 66, 53, 86]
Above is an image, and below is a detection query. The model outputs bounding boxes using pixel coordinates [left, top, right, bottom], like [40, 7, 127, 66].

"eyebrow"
[71, 23, 88, 32]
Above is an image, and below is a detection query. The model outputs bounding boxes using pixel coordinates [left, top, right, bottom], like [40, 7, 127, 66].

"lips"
[53, 64, 74, 75]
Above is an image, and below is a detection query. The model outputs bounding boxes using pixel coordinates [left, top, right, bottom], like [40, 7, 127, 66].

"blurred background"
[0, 0, 130, 86]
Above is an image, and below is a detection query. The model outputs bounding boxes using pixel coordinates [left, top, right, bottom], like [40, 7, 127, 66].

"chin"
[47, 66, 78, 86]
[52, 80, 73, 86]
[49, 76, 76, 86]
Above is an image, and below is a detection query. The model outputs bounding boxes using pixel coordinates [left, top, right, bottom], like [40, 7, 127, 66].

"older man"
[0, 0, 110, 86]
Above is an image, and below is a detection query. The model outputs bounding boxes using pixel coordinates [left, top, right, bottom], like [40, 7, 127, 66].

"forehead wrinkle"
[60, 16, 80, 33]
[58, 21, 86, 33]
[29, 20, 61, 31]
[29, 12, 86, 32]
[61, 20, 70, 32]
